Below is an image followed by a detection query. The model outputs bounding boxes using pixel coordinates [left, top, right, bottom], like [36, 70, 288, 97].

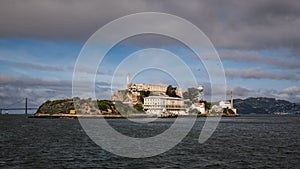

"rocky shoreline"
[29, 113, 240, 119]
[29, 113, 151, 119]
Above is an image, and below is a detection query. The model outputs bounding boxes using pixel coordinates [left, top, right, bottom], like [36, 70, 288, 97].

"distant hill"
[234, 97, 300, 114]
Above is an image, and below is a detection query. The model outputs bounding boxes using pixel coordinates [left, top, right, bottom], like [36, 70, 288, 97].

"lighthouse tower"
[230, 90, 233, 108]
[126, 73, 131, 87]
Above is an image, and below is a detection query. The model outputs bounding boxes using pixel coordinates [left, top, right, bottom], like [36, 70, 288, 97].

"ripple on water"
[0, 115, 299, 168]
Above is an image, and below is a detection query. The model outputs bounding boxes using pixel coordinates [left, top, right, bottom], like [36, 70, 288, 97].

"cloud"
[0, 0, 156, 41]
[0, 74, 112, 110]
[0, 60, 66, 71]
[226, 85, 300, 103]
[0, 74, 70, 88]
[225, 67, 299, 80]
[198, 82, 300, 103]
[280, 86, 300, 95]
[0, 74, 72, 107]
[1, 0, 300, 109]
[227, 86, 251, 97]
[0, 59, 115, 76]
[261, 86, 300, 103]
[220, 49, 300, 69]
[0, 0, 300, 51]
[73, 65, 114, 75]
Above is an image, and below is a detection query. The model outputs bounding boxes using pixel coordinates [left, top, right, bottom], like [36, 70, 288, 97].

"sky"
[0, 0, 300, 112]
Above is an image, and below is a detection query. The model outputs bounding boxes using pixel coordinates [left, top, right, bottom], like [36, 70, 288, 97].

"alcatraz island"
[31, 74, 239, 118]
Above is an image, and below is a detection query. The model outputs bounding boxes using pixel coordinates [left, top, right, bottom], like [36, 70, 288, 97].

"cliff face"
[111, 89, 150, 104]
[111, 90, 131, 102]
[234, 97, 300, 114]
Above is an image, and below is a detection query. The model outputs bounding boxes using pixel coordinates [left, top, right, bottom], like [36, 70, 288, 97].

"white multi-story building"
[144, 96, 186, 115]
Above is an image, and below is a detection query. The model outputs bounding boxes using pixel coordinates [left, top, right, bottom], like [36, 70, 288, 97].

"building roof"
[145, 96, 183, 100]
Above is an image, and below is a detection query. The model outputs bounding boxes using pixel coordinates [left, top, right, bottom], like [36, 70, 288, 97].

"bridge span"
[0, 98, 38, 115]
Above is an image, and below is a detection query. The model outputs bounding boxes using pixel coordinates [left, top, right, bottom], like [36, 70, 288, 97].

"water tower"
[197, 85, 204, 101]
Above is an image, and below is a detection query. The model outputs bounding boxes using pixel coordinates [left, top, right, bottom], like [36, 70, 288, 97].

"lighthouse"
[126, 73, 131, 87]
[230, 90, 233, 108]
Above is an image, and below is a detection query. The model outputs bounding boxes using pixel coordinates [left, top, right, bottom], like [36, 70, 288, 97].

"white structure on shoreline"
[218, 91, 237, 114]
[144, 96, 186, 115]
[197, 85, 204, 101]
[219, 101, 233, 109]
[189, 85, 206, 114]
[191, 102, 206, 114]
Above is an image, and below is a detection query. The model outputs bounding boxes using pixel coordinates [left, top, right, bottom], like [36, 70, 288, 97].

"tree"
[138, 90, 150, 103]
[97, 100, 110, 111]
[204, 101, 212, 110]
[133, 103, 144, 111]
[166, 85, 180, 97]
[183, 88, 199, 102]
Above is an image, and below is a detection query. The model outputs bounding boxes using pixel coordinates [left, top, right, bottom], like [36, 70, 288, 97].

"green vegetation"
[97, 100, 113, 111]
[48, 109, 61, 115]
[133, 103, 144, 111]
[189, 108, 200, 114]
[36, 98, 117, 115]
[35, 98, 75, 115]
[35, 97, 149, 115]
[204, 101, 212, 110]
[223, 108, 235, 115]
[138, 91, 150, 103]
[166, 85, 180, 97]
[183, 87, 199, 102]
[50, 98, 72, 106]
[184, 100, 192, 107]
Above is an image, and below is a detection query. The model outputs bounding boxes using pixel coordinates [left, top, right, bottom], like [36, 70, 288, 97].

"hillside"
[35, 98, 143, 115]
[234, 97, 300, 114]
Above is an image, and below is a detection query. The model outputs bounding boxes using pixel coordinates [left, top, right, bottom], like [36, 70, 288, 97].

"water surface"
[0, 115, 299, 168]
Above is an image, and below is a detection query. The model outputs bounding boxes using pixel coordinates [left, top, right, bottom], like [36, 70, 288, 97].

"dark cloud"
[0, 0, 300, 51]
[0, 74, 73, 89]
[1, 0, 300, 108]
[220, 50, 300, 69]
[0, 74, 72, 107]
[0, 0, 158, 41]
[0, 74, 112, 110]
[225, 67, 299, 80]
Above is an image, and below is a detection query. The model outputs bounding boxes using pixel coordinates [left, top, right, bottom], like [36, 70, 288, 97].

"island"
[31, 75, 240, 118]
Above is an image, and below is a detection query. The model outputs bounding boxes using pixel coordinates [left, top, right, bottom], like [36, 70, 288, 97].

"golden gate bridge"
[0, 98, 38, 115]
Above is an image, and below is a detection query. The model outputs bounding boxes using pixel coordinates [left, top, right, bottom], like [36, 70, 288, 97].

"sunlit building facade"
[144, 96, 186, 115]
